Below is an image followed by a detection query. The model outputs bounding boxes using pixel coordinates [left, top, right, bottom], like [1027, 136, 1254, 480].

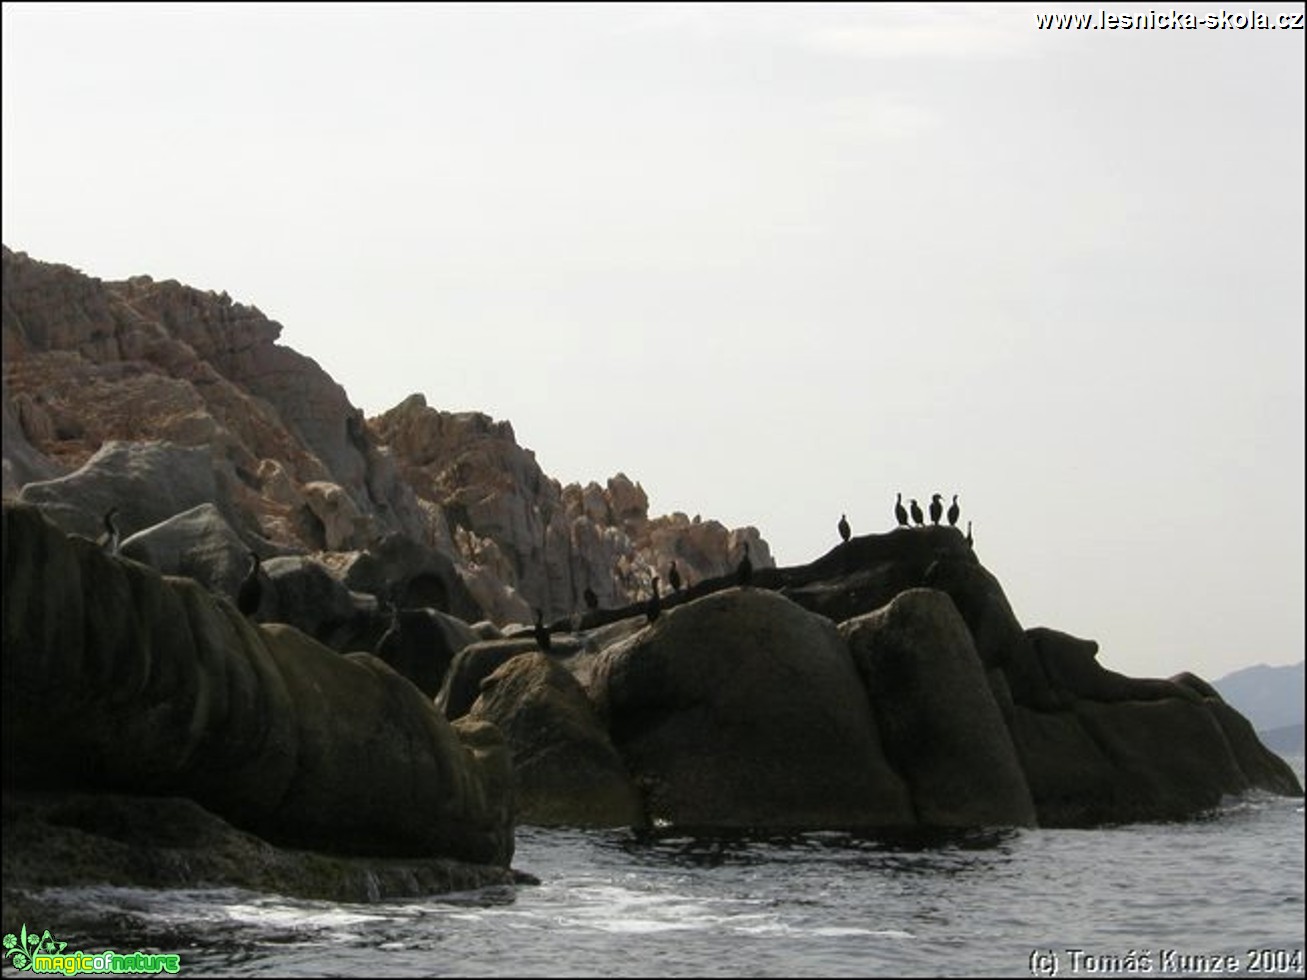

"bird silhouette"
[377, 601, 402, 661]
[534, 608, 552, 652]
[97, 507, 122, 554]
[737, 542, 753, 588]
[894, 493, 909, 529]
[909, 499, 924, 527]
[668, 562, 682, 594]
[583, 586, 599, 611]
[947, 494, 960, 527]
[838, 513, 851, 543]
[929, 493, 944, 526]
[237, 551, 262, 617]
[965, 521, 974, 549]
[646, 577, 662, 623]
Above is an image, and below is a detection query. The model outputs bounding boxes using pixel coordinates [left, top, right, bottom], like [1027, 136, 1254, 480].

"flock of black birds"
[843, 493, 973, 547]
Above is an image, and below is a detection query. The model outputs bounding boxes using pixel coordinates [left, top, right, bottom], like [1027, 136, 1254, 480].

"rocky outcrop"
[371, 394, 773, 625]
[436, 532, 1301, 832]
[2, 791, 525, 924]
[2, 246, 771, 629]
[589, 588, 915, 829]
[2, 501, 513, 866]
[467, 653, 644, 827]
[841, 590, 1037, 827]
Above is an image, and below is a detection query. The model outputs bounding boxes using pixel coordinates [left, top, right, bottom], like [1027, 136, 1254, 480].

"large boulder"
[841, 589, 1037, 827]
[589, 588, 914, 829]
[468, 653, 644, 827]
[118, 501, 265, 602]
[1, 501, 513, 866]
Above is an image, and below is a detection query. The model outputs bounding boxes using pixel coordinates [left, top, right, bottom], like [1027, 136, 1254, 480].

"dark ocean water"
[6, 758, 1303, 978]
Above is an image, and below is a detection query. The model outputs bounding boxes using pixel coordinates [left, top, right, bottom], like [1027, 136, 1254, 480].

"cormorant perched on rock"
[376, 601, 402, 661]
[237, 552, 262, 617]
[97, 507, 121, 554]
[646, 577, 662, 623]
[909, 499, 924, 527]
[736, 542, 753, 588]
[668, 562, 682, 594]
[965, 520, 973, 549]
[929, 493, 944, 526]
[947, 494, 960, 527]
[894, 493, 909, 529]
[534, 608, 552, 653]
[838, 514, 851, 543]
[583, 586, 599, 611]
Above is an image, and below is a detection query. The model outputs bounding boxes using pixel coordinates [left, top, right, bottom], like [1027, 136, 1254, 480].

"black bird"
[736, 542, 753, 588]
[668, 562, 683, 594]
[237, 551, 262, 617]
[894, 493, 909, 529]
[909, 498, 924, 527]
[534, 608, 552, 653]
[965, 520, 973, 549]
[929, 493, 944, 526]
[646, 577, 662, 623]
[97, 506, 121, 554]
[376, 601, 402, 661]
[838, 513, 851, 543]
[583, 586, 599, 611]
[947, 494, 960, 527]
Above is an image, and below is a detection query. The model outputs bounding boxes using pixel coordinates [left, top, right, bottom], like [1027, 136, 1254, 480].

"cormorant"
[965, 520, 973, 549]
[838, 513, 851, 543]
[929, 493, 944, 526]
[646, 577, 662, 623]
[894, 493, 909, 529]
[737, 542, 753, 588]
[909, 499, 924, 527]
[377, 602, 402, 661]
[97, 507, 121, 554]
[668, 562, 682, 594]
[534, 608, 552, 653]
[947, 494, 960, 527]
[237, 551, 262, 617]
[583, 586, 599, 611]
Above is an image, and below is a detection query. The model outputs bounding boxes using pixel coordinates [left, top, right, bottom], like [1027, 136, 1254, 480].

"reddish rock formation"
[1, 245, 772, 625]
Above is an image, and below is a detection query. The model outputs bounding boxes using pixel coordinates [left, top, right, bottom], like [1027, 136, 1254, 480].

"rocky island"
[3, 246, 1300, 918]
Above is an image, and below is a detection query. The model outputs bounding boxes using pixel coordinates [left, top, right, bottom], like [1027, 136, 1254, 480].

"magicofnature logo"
[2, 925, 181, 974]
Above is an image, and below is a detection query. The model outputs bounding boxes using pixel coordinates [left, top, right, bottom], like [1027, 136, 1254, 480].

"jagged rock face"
[1, 502, 513, 866]
[372, 393, 773, 624]
[3, 247, 771, 629]
[1, 246, 430, 557]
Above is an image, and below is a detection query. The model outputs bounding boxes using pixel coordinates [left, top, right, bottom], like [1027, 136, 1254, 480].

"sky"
[3, 3, 1303, 682]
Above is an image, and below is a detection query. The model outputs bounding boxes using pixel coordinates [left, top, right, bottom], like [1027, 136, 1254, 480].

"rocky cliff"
[1, 245, 771, 626]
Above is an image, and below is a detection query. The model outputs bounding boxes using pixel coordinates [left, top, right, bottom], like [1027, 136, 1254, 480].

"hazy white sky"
[3, 2, 1303, 681]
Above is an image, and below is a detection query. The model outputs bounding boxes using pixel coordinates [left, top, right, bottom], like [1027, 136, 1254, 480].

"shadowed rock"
[841, 589, 1037, 827]
[589, 588, 914, 829]
[2, 501, 513, 866]
[468, 653, 644, 827]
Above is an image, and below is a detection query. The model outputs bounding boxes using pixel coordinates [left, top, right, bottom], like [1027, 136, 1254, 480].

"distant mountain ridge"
[1213, 661, 1304, 754]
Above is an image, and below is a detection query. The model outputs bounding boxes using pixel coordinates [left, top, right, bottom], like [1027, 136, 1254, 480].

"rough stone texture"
[117, 501, 262, 603]
[841, 590, 1037, 827]
[468, 653, 644, 827]
[589, 588, 915, 829]
[3, 246, 771, 629]
[1027, 627, 1198, 704]
[2, 502, 513, 866]
[2, 791, 523, 917]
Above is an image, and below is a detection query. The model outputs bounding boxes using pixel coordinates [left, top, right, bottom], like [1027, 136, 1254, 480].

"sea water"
[5, 757, 1303, 978]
